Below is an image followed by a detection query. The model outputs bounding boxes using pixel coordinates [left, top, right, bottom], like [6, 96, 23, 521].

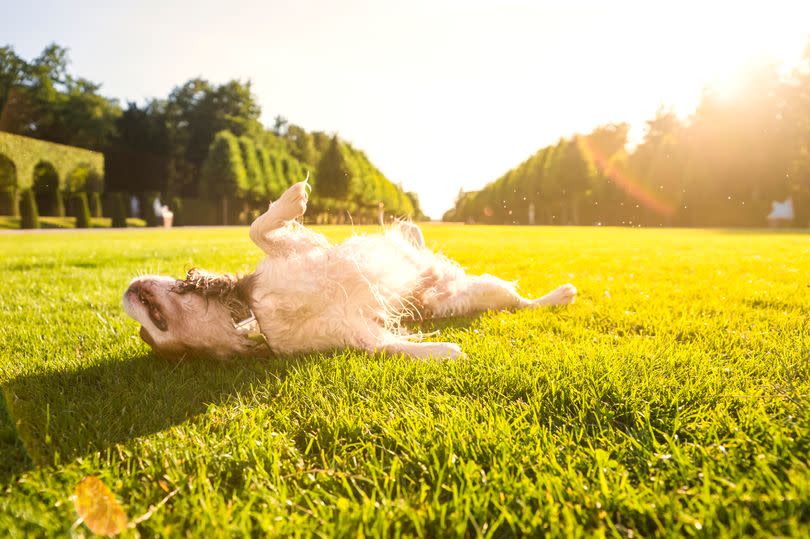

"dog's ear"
[176, 268, 239, 297]
[234, 272, 257, 303]
[175, 268, 255, 322]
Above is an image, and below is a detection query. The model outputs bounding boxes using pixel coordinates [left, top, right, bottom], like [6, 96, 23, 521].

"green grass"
[0, 216, 146, 229]
[1, 225, 808, 537]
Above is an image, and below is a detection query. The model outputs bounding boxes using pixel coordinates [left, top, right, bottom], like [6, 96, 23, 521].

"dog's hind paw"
[532, 283, 577, 307]
[430, 342, 466, 361]
[382, 340, 466, 360]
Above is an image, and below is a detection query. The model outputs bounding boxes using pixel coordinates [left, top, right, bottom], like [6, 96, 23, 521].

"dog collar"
[232, 308, 259, 332]
[232, 309, 273, 353]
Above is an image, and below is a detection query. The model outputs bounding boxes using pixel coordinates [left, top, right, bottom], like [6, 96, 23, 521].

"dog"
[123, 181, 576, 360]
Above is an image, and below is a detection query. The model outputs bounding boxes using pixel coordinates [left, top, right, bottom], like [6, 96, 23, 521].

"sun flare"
[648, 4, 810, 112]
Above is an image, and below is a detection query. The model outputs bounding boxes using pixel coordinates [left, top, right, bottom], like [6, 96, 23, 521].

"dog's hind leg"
[425, 274, 576, 318]
[250, 181, 328, 256]
[530, 284, 577, 307]
[375, 339, 465, 360]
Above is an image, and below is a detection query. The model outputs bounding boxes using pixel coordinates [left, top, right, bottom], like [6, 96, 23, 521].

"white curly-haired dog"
[123, 181, 576, 360]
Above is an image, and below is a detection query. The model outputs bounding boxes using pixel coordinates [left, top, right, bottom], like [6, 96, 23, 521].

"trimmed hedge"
[89, 192, 103, 218]
[200, 131, 249, 203]
[20, 189, 39, 229]
[53, 190, 65, 217]
[0, 188, 17, 216]
[0, 132, 104, 192]
[70, 192, 91, 228]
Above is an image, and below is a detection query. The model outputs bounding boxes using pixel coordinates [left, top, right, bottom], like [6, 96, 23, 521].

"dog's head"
[122, 269, 267, 360]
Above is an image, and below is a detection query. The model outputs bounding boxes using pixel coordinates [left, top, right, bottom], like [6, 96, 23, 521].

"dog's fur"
[123, 182, 576, 360]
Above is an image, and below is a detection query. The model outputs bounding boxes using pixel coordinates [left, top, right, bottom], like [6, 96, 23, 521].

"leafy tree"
[200, 131, 248, 224]
[285, 124, 318, 166]
[200, 130, 248, 198]
[237, 136, 265, 201]
[0, 46, 29, 127]
[1, 43, 419, 225]
[397, 185, 414, 216]
[405, 192, 426, 220]
[3, 44, 120, 150]
[255, 146, 280, 199]
[272, 115, 288, 135]
[106, 100, 170, 194]
[316, 136, 352, 199]
[163, 78, 261, 196]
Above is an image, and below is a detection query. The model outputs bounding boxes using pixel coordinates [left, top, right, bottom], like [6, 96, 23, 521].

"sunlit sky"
[3, 1, 809, 217]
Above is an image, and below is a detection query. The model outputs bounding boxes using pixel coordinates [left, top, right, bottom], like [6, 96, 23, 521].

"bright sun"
[647, 3, 809, 112]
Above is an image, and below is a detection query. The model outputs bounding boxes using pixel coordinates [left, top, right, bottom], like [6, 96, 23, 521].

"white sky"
[2, 0, 809, 217]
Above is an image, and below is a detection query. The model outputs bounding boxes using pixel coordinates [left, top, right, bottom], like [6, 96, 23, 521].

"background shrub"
[89, 192, 103, 218]
[179, 198, 219, 226]
[71, 192, 91, 228]
[54, 190, 65, 217]
[0, 187, 17, 216]
[109, 192, 127, 228]
[19, 189, 39, 229]
[138, 191, 161, 227]
[169, 197, 183, 227]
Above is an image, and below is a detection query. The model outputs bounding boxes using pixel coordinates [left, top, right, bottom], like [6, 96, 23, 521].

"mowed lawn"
[1, 225, 808, 537]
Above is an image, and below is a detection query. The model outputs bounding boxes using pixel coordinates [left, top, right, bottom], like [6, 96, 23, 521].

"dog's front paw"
[270, 181, 309, 221]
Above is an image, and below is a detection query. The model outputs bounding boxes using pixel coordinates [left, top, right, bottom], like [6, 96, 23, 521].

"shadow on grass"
[0, 351, 294, 484]
[410, 314, 485, 334]
[0, 394, 32, 483]
[0, 314, 497, 485]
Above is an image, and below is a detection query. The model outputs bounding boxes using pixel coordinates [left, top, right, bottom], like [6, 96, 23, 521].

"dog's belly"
[249, 238, 431, 354]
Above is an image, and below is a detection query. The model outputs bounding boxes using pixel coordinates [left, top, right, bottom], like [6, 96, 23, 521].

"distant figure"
[528, 202, 535, 225]
[378, 202, 385, 225]
[130, 196, 140, 218]
[767, 197, 794, 227]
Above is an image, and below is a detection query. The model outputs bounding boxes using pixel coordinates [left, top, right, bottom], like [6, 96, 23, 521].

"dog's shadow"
[411, 314, 484, 334]
[1, 352, 296, 483]
[0, 315, 490, 484]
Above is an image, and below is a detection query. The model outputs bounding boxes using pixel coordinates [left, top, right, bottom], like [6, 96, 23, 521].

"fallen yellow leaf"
[73, 476, 129, 536]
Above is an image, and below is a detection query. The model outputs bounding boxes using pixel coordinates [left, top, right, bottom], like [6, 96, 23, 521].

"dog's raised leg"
[249, 182, 322, 255]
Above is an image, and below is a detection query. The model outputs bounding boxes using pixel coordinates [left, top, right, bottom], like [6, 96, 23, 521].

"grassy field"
[1, 225, 808, 537]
